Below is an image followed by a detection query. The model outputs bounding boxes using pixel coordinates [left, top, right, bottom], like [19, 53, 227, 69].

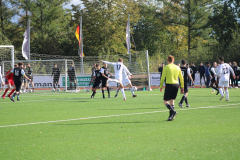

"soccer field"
[0, 88, 240, 159]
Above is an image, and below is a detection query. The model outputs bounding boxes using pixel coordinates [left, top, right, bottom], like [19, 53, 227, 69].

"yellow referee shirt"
[160, 63, 184, 88]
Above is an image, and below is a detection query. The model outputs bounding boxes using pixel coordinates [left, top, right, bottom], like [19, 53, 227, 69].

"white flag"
[126, 17, 130, 54]
[22, 27, 29, 60]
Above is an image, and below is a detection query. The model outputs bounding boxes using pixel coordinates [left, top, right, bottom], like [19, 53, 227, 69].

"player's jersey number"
[223, 67, 228, 74]
[117, 64, 121, 70]
[15, 70, 19, 76]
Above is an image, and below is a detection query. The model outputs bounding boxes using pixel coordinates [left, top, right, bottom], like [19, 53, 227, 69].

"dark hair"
[206, 62, 210, 65]
[18, 62, 23, 66]
[219, 57, 224, 61]
[118, 58, 123, 62]
[14, 64, 18, 67]
[181, 60, 186, 65]
[95, 63, 99, 67]
[167, 55, 174, 63]
[191, 62, 194, 64]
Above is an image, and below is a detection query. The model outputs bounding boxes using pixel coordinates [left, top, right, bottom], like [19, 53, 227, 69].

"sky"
[11, 0, 83, 23]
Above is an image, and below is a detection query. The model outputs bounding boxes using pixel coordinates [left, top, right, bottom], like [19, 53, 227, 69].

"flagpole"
[80, 16, 84, 74]
[28, 18, 30, 61]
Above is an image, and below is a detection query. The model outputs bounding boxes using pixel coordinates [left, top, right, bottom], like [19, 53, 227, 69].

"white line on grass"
[0, 103, 240, 128]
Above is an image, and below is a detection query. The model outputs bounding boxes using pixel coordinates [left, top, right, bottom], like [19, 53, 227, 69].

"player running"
[178, 60, 194, 108]
[114, 68, 137, 98]
[51, 64, 60, 91]
[24, 63, 35, 92]
[217, 57, 235, 101]
[100, 58, 130, 100]
[68, 62, 77, 93]
[2, 64, 18, 99]
[100, 63, 113, 98]
[91, 64, 103, 98]
[209, 62, 219, 95]
[6, 62, 31, 102]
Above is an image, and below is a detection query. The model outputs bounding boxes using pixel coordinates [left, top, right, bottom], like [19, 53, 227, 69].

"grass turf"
[0, 88, 239, 159]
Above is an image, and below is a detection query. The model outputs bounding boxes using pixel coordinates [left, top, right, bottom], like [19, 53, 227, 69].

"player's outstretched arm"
[100, 60, 116, 66]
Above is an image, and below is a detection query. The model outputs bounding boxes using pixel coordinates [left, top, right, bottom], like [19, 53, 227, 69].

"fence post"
[65, 59, 68, 91]
[146, 50, 151, 91]
[2, 62, 4, 90]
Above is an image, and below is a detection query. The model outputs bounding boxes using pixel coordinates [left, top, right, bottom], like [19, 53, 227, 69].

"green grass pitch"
[0, 88, 240, 159]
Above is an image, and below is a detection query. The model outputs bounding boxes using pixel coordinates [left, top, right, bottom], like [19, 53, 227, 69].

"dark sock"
[216, 83, 218, 88]
[166, 103, 174, 111]
[212, 86, 219, 91]
[17, 93, 20, 98]
[107, 87, 110, 95]
[70, 83, 72, 90]
[171, 105, 175, 110]
[102, 90, 105, 98]
[180, 95, 186, 104]
[53, 84, 56, 89]
[185, 97, 188, 105]
[74, 83, 76, 90]
[92, 91, 96, 97]
[58, 84, 60, 88]
[12, 92, 17, 98]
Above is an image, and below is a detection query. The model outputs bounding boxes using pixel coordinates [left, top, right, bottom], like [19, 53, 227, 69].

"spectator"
[190, 62, 197, 88]
[229, 62, 234, 88]
[158, 63, 165, 80]
[205, 62, 211, 88]
[232, 62, 238, 88]
[198, 62, 206, 88]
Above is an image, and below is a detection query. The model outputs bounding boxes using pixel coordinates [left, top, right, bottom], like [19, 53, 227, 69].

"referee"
[160, 55, 184, 121]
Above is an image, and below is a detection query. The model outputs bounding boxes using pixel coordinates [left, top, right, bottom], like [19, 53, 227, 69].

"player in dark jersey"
[100, 63, 113, 98]
[209, 62, 219, 95]
[2, 64, 18, 99]
[91, 64, 103, 98]
[68, 62, 77, 93]
[51, 64, 60, 90]
[232, 62, 238, 88]
[6, 62, 31, 102]
[88, 63, 96, 90]
[178, 60, 194, 108]
[24, 63, 35, 92]
[190, 62, 197, 88]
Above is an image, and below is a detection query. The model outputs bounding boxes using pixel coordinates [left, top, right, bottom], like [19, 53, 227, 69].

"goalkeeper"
[68, 62, 77, 93]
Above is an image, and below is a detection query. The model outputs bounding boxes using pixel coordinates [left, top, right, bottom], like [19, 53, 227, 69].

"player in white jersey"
[115, 68, 137, 98]
[217, 57, 236, 101]
[100, 58, 130, 100]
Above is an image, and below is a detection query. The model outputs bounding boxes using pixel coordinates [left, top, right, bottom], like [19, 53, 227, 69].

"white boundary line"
[0, 103, 240, 128]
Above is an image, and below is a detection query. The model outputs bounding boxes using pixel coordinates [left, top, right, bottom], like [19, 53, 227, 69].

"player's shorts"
[211, 77, 216, 83]
[219, 81, 229, 88]
[14, 81, 22, 92]
[164, 84, 179, 101]
[53, 77, 60, 83]
[93, 81, 101, 88]
[184, 82, 189, 93]
[5, 78, 14, 85]
[69, 76, 75, 82]
[101, 79, 108, 88]
[122, 78, 131, 86]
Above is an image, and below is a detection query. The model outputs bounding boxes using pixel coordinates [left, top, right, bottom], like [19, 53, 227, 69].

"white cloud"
[64, 0, 83, 9]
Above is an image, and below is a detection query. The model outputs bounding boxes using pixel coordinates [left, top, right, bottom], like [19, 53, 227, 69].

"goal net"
[2, 59, 81, 92]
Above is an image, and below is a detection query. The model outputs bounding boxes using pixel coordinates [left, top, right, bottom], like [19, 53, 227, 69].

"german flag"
[75, 25, 85, 57]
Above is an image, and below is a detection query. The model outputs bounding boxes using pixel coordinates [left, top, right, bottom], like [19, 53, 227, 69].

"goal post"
[2, 59, 80, 92]
[0, 45, 14, 68]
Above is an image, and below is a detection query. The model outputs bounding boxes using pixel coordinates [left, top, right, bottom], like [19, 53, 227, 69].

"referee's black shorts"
[164, 84, 179, 101]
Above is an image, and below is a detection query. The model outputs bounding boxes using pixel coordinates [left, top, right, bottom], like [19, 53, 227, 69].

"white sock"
[116, 89, 119, 95]
[212, 88, 215, 92]
[120, 88, 126, 99]
[129, 87, 134, 95]
[225, 89, 229, 100]
[219, 88, 224, 96]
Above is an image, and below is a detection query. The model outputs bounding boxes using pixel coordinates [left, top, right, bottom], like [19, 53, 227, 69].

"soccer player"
[115, 67, 137, 98]
[178, 60, 194, 108]
[205, 62, 211, 88]
[7, 62, 31, 102]
[198, 62, 206, 88]
[100, 63, 113, 98]
[88, 63, 96, 90]
[209, 62, 219, 94]
[51, 64, 60, 90]
[100, 58, 131, 100]
[68, 62, 77, 93]
[2, 64, 18, 99]
[91, 64, 102, 98]
[190, 62, 197, 88]
[160, 55, 184, 121]
[232, 62, 238, 88]
[24, 63, 35, 92]
[217, 57, 235, 101]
